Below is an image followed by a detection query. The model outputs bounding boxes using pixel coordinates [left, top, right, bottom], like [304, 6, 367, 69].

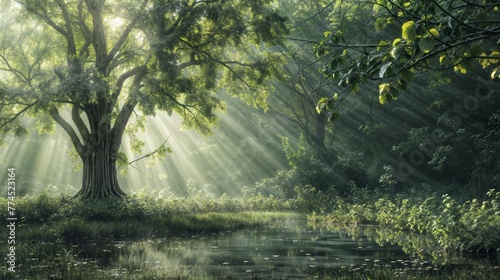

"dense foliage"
[309, 189, 500, 257]
[257, 0, 500, 201]
[316, 0, 500, 110]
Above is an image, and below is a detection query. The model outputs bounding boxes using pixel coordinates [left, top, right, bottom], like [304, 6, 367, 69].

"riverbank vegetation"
[0, 193, 296, 242]
[307, 189, 500, 258]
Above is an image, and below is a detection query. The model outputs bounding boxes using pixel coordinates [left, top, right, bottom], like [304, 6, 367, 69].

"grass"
[0, 193, 298, 241]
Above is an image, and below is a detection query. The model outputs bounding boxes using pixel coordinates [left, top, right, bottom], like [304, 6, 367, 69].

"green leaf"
[391, 38, 404, 58]
[316, 95, 339, 114]
[402, 21, 416, 43]
[419, 38, 435, 53]
[378, 83, 390, 105]
[316, 97, 329, 114]
[428, 28, 440, 38]
[439, 54, 447, 64]
[379, 62, 392, 78]
[491, 66, 500, 79]
[377, 40, 389, 51]
[379, 94, 386, 105]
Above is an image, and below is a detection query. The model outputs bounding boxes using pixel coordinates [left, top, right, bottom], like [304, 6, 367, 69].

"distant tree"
[315, 0, 500, 118]
[267, 0, 337, 148]
[0, 0, 287, 198]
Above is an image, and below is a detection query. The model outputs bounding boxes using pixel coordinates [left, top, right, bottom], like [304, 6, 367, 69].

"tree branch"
[0, 102, 37, 129]
[55, 0, 77, 57]
[460, 0, 500, 8]
[110, 66, 143, 108]
[84, 0, 107, 71]
[111, 57, 150, 148]
[49, 106, 84, 155]
[78, 0, 94, 57]
[72, 104, 90, 141]
[0, 54, 30, 85]
[24, 3, 68, 38]
[102, 0, 149, 72]
[291, 1, 335, 30]
[128, 138, 169, 165]
[431, 0, 498, 33]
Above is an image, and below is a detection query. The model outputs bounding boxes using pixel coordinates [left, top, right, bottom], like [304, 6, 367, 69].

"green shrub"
[312, 189, 500, 255]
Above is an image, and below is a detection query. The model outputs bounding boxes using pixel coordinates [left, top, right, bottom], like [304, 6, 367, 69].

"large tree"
[0, 0, 287, 198]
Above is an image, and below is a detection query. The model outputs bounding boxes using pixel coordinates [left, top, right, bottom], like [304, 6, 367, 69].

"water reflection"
[312, 222, 499, 267]
[91, 220, 414, 278]
[20, 218, 499, 278]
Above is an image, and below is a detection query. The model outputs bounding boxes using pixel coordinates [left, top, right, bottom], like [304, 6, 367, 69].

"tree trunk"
[76, 129, 126, 199]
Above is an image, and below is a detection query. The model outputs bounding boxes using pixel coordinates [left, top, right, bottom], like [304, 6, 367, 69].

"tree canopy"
[0, 0, 287, 198]
[315, 0, 500, 117]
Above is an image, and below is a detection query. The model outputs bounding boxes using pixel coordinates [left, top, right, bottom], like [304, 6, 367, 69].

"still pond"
[20, 217, 499, 279]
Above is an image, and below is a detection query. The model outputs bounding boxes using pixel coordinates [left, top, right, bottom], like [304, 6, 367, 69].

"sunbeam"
[0, 106, 290, 197]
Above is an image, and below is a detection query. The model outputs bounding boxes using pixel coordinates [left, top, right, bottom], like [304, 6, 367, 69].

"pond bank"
[307, 190, 500, 259]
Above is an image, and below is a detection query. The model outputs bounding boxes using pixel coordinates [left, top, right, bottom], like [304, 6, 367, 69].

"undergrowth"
[309, 189, 500, 257]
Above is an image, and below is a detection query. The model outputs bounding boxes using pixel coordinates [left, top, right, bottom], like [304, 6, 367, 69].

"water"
[137, 223, 412, 278]
[59, 220, 412, 278]
[18, 218, 499, 278]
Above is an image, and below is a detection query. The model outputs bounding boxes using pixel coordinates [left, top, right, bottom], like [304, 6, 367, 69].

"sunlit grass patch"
[0, 192, 301, 252]
[14, 212, 299, 245]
